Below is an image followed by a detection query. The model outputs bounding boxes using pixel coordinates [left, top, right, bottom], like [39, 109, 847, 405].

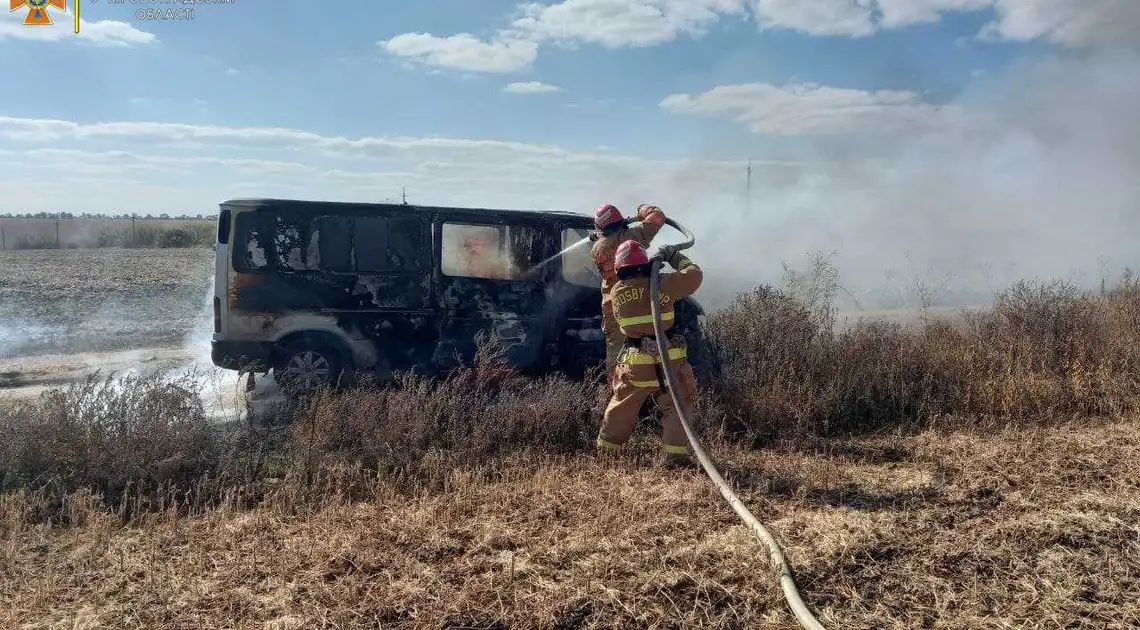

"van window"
[217, 209, 231, 245]
[389, 216, 427, 271]
[234, 212, 269, 271]
[235, 209, 428, 274]
[273, 213, 320, 271]
[441, 222, 542, 281]
[355, 216, 391, 272]
[316, 215, 353, 272]
[561, 228, 600, 287]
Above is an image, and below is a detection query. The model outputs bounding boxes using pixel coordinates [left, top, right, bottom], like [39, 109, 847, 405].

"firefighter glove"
[654, 244, 682, 264]
[637, 204, 664, 221]
[666, 249, 692, 270]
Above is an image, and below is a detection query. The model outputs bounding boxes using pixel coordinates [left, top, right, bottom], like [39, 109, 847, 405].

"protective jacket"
[610, 250, 702, 385]
[591, 206, 666, 321]
[591, 205, 666, 379]
[597, 250, 703, 455]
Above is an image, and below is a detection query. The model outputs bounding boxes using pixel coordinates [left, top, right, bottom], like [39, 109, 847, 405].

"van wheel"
[273, 337, 346, 394]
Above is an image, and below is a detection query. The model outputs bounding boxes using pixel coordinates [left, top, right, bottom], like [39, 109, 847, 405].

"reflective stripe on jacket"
[610, 259, 703, 387]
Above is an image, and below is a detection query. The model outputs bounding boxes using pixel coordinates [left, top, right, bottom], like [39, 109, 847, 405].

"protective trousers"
[597, 346, 699, 454]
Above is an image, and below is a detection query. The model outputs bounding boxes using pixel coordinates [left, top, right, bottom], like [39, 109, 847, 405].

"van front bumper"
[211, 340, 273, 372]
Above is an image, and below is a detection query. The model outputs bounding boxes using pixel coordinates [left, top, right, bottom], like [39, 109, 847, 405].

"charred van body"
[210, 199, 708, 392]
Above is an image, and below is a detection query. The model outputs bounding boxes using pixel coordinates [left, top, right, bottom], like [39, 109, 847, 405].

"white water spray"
[529, 236, 592, 278]
[176, 276, 245, 424]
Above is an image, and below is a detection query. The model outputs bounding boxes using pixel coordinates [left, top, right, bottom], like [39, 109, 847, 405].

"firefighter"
[590, 203, 667, 387]
[596, 239, 702, 466]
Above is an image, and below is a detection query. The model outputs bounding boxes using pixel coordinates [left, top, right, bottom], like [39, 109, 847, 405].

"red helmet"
[614, 239, 649, 271]
[594, 203, 624, 230]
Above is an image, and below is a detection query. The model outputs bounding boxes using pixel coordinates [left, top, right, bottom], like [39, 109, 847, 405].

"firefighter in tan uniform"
[590, 203, 668, 387]
[596, 239, 703, 464]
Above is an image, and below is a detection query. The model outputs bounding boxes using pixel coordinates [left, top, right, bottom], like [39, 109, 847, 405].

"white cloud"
[0, 12, 157, 46]
[503, 81, 564, 93]
[378, 0, 1137, 74]
[379, 32, 538, 73]
[0, 113, 805, 222]
[750, 0, 876, 37]
[23, 148, 321, 176]
[0, 116, 578, 158]
[981, 0, 1140, 48]
[749, 0, 1140, 43]
[380, 0, 747, 72]
[511, 0, 747, 48]
[660, 82, 969, 134]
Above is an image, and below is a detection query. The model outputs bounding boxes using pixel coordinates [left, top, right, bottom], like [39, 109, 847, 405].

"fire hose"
[648, 218, 827, 630]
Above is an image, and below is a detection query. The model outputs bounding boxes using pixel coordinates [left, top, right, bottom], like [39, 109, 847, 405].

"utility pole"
[745, 159, 753, 214]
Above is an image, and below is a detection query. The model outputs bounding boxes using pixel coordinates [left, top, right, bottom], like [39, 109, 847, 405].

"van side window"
[354, 217, 392, 272]
[273, 214, 320, 271]
[510, 224, 544, 273]
[561, 228, 600, 287]
[235, 209, 428, 275]
[316, 215, 353, 272]
[441, 222, 542, 281]
[234, 212, 269, 271]
[389, 216, 427, 271]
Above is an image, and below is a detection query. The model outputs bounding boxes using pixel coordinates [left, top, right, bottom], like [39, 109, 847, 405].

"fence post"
[1, 227, 5, 251]
[56, 219, 61, 248]
[131, 215, 137, 248]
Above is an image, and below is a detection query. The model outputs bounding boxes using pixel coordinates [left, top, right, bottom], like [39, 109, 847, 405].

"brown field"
[1, 250, 1138, 629]
[0, 248, 212, 357]
[0, 217, 214, 250]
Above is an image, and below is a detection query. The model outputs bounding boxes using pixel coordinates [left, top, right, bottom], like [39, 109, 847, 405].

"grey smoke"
[636, 49, 1140, 310]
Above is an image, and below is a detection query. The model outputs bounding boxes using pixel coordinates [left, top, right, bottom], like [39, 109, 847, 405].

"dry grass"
[1, 421, 1136, 629]
[0, 218, 214, 250]
[705, 274, 1140, 440]
[1, 276, 1139, 628]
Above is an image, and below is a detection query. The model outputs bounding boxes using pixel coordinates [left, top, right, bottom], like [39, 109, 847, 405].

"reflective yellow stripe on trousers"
[617, 311, 673, 327]
[620, 347, 688, 365]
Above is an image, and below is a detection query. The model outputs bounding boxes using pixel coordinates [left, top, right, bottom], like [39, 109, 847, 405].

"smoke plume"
[599, 49, 1140, 311]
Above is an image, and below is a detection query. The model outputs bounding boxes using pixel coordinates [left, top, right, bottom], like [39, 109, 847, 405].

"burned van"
[210, 198, 707, 391]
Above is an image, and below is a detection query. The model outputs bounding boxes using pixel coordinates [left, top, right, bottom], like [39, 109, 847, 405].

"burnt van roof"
[220, 198, 593, 225]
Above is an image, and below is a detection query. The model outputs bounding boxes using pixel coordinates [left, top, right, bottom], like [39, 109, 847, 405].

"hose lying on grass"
[649, 219, 827, 630]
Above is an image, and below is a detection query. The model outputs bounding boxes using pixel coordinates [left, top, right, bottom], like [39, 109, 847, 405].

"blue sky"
[2, 1, 1043, 155]
[0, 0, 1135, 256]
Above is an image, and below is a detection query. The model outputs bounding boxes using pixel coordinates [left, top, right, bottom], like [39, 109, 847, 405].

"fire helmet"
[614, 239, 650, 272]
[594, 203, 624, 231]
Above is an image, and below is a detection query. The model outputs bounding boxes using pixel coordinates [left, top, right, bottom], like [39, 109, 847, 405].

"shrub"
[289, 340, 606, 491]
[158, 227, 197, 248]
[0, 372, 226, 518]
[705, 278, 1140, 442]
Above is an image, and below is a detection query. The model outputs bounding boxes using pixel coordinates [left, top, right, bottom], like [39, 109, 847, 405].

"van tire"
[272, 336, 347, 394]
